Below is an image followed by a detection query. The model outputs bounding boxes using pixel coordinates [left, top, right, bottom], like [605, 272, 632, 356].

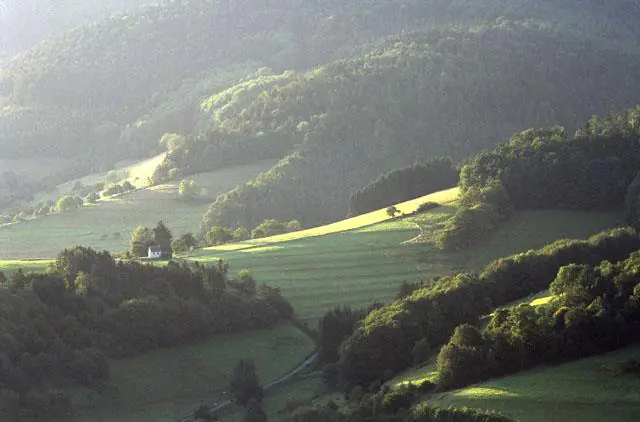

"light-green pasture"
[0, 160, 278, 259]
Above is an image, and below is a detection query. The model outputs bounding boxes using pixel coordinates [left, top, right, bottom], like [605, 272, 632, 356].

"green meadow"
[184, 207, 624, 323]
[71, 323, 314, 422]
[0, 160, 277, 259]
[429, 346, 640, 422]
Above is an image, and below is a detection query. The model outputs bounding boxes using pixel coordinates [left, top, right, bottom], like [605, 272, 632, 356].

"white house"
[147, 245, 164, 259]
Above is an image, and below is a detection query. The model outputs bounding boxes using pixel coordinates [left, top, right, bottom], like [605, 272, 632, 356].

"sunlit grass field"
[429, 346, 640, 422]
[71, 323, 314, 422]
[210, 188, 459, 251]
[0, 160, 278, 259]
[185, 207, 624, 323]
[0, 259, 53, 277]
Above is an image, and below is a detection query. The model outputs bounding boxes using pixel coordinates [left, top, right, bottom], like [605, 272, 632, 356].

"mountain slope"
[196, 22, 640, 231]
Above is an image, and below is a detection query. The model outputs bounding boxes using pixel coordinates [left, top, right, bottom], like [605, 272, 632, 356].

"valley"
[3, 1, 640, 421]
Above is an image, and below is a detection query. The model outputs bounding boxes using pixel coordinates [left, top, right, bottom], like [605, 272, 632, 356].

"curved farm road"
[178, 352, 318, 422]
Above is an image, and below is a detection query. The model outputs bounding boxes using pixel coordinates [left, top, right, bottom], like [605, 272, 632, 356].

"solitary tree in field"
[386, 206, 400, 218]
[229, 359, 263, 406]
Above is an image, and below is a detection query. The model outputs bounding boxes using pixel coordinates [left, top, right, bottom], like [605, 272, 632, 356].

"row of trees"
[335, 228, 640, 387]
[437, 250, 640, 389]
[0, 246, 292, 420]
[203, 219, 302, 246]
[348, 158, 458, 217]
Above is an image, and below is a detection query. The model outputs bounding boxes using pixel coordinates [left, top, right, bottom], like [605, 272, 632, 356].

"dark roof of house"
[148, 245, 163, 253]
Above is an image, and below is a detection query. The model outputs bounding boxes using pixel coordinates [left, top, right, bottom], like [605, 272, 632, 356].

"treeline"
[0, 246, 291, 420]
[439, 107, 640, 250]
[348, 158, 458, 217]
[198, 22, 640, 232]
[437, 250, 640, 389]
[285, 400, 513, 422]
[334, 228, 640, 387]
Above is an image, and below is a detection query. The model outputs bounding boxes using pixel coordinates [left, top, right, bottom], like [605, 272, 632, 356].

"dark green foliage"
[130, 226, 154, 257]
[413, 403, 515, 422]
[349, 158, 458, 217]
[416, 202, 440, 213]
[338, 228, 640, 387]
[130, 221, 173, 257]
[259, 284, 294, 320]
[198, 24, 640, 232]
[230, 360, 263, 406]
[103, 182, 135, 197]
[244, 398, 268, 422]
[172, 232, 198, 254]
[396, 281, 426, 300]
[437, 250, 640, 390]
[624, 171, 640, 231]
[205, 226, 234, 246]
[461, 109, 640, 211]
[153, 220, 173, 255]
[381, 388, 416, 414]
[318, 306, 364, 365]
[251, 219, 302, 239]
[386, 206, 401, 218]
[412, 338, 431, 365]
[0, 247, 287, 418]
[436, 182, 513, 251]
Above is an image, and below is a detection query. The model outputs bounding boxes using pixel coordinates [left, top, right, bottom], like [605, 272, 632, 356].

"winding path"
[178, 351, 318, 422]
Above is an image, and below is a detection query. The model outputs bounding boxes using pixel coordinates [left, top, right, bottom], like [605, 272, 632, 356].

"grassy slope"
[186, 195, 624, 323]
[428, 346, 640, 422]
[212, 188, 460, 251]
[72, 324, 314, 422]
[0, 160, 278, 259]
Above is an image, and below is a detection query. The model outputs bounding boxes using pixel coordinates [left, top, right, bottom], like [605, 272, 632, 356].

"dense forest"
[347, 158, 458, 217]
[197, 22, 640, 231]
[2, 0, 640, 213]
[0, 247, 292, 420]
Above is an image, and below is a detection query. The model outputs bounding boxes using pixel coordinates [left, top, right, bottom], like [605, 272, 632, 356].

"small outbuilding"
[147, 245, 165, 259]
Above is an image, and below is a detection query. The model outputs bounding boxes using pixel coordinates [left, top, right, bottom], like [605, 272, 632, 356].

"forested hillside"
[0, 0, 151, 58]
[1, 0, 639, 184]
[198, 22, 640, 231]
